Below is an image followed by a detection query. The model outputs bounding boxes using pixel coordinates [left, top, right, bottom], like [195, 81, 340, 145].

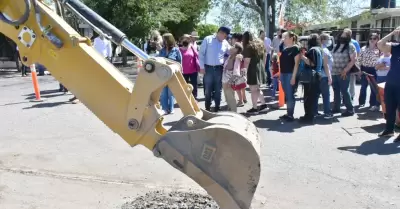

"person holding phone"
[377, 27, 400, 142]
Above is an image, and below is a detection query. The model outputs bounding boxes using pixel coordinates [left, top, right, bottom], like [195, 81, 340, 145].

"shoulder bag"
[191, 46, 201, 72]
[299, 47, 320, 83]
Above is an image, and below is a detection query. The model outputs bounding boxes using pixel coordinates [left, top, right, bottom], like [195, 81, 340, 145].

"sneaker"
[341, 111, 354, 117]
[378, 130, 394, 137]
[237, 101, 244, 107]
[259, 104, 268, 112]
[323, 114, 333, 119]
[244, 100, 248, 104]
[369, 106, 379, 112]
[246, 108, 259, 115]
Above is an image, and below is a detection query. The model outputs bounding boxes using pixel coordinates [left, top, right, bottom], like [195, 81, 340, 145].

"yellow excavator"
[0, 1, 261, 208]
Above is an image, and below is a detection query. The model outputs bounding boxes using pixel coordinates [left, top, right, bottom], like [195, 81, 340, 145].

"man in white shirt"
[93, 34, 112, 61]
[272, 28, 286, 54]
[260, 30, 272, 86]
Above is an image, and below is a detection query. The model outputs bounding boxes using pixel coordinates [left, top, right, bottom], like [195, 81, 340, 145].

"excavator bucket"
[154, 111, 261, 209]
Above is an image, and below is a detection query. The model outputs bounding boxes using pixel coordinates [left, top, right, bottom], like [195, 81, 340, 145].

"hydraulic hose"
[62, 0, 149, 60]
[0, 0, 31, 26]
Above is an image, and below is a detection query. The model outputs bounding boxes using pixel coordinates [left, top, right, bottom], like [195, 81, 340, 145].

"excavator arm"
[0, 1, 261, 208]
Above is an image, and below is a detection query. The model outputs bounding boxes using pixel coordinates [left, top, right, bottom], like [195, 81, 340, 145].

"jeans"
[160, 86, 175, 113]
[204, 65, 223, 110]
[280, 73, 295, 117]
[183, 72, 198, 99]
[332, 74, 354, 112]
[384, 83, 400, 132]
[272, 77, 279, 98]
[315, 77, 331, 115]
[265, 54, 271, 85]
[376, 76, 387, 107]
[359, 66, 377, 106]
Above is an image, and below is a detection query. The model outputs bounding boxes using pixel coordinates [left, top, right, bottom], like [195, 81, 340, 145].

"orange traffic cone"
[30, 64, 44, 102]
[277, 53, 285, 108]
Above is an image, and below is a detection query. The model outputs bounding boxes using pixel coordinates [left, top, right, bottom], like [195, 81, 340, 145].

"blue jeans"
[160, 86, 175, 113]
[204, 65, 223, 110]
[280, 73, 295, 117]
[265, 54, 271, 85]
[332, 74, 354, 112]
[359, 66, 377, 106]
[272, 77, 279, 98]
[315, 77, 331, 115]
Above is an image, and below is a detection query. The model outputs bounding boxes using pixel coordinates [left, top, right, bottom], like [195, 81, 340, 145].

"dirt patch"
[121, 191, 219, 209]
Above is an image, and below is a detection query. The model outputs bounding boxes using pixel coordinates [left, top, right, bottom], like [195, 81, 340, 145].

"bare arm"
[292, 54, 300, 80]
[378, 29, 398, 53]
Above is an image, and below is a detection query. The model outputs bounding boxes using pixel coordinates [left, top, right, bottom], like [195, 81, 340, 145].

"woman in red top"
[179, 34, 200, 99]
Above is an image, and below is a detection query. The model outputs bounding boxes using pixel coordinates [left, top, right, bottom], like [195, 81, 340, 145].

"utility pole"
[264, 0, 269, 37]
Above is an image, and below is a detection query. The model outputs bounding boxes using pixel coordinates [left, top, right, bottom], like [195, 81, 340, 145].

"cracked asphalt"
[0, 67, 399, 209]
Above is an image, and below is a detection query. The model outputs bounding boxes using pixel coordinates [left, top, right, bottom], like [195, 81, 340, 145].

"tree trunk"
[269, 0, 276, 39]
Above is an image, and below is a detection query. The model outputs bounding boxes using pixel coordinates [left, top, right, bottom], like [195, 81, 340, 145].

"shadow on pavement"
[253, 118, 306, 133]
[23, 89, 59, 96]
[23, 101, 70, 109]
[25, 93, 66, 100]
[361, 123, 386, 134]
[338, 137, 400, 156]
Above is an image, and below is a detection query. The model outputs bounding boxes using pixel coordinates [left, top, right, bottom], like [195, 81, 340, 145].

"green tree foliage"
[163, 0, 212, 39]
[214, 0, 361, 38]
[81, 0, 211, 41]
[196, 24, 219, 39]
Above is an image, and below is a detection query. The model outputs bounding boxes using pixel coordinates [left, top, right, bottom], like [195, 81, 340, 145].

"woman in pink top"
[179, 34, 200, 99]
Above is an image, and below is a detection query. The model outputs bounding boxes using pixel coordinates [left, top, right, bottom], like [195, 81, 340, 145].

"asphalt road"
[0, 69, 399, 209]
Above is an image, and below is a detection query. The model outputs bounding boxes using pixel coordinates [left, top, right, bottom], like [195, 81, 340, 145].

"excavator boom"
[0, 1, 261, 208]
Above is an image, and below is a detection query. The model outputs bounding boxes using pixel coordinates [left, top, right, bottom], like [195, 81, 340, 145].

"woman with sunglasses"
[358, 33, 381, 111]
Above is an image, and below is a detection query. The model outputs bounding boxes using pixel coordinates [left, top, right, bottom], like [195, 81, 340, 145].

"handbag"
[191, 46, 201, 72]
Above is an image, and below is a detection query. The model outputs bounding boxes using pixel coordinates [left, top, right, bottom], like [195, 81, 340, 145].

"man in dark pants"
[199, 26, 231, 112]
[377, 27, 400, 142]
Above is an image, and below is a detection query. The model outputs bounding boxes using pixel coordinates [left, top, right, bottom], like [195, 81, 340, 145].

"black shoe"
[247, 108, 259, 115]
[341, 111, 354, 117]
[378, 130, 394, 137]
[358, 103, 365, 107]
[331, 109, 341, 114]
[394, 135, 400, 143]
[279, 114, 294, 122]
[259, 104, 268, 112]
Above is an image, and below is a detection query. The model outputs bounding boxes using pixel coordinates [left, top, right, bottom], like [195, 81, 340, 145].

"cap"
[218, 26, 231, 35]
[190, 31, 199, 38]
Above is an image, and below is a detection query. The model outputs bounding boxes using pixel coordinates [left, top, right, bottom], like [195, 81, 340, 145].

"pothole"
[121, 191, 219, 209]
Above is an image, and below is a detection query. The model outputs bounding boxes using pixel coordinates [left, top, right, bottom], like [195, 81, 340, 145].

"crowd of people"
[145, 25, 400, 142]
